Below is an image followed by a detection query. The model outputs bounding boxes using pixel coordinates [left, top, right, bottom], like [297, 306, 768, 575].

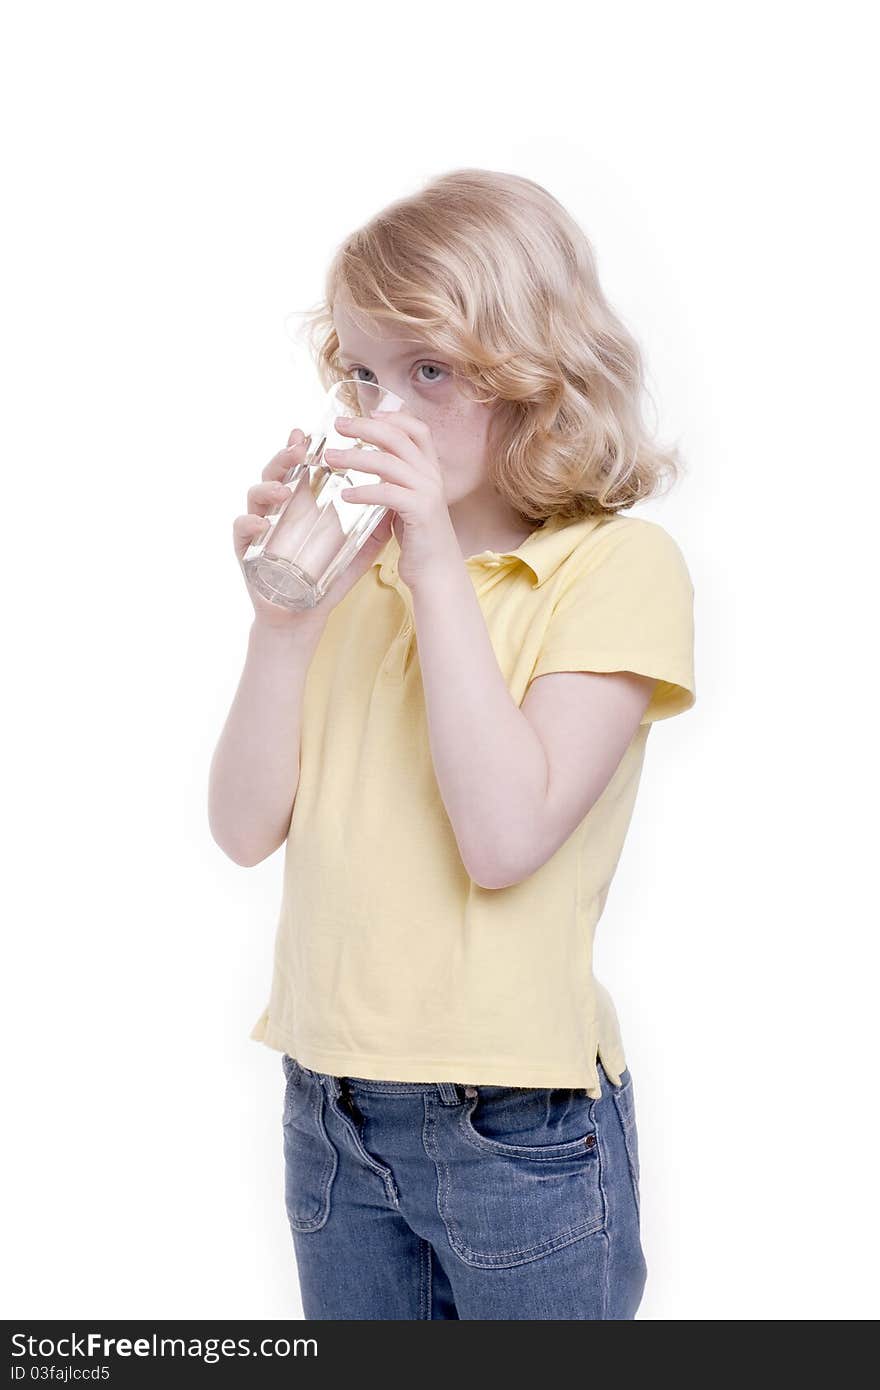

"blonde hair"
[292, 168, 684, 523]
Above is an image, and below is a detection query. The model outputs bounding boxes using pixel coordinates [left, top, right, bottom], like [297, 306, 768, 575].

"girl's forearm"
[208, 618, 324, 866]
[410, 560, 549, 887]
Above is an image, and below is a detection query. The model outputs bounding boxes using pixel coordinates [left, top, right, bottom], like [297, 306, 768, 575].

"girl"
[209, 168, 696, 1320]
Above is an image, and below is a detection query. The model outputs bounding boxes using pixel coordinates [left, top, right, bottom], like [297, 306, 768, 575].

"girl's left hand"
[324, 410, 460, 590]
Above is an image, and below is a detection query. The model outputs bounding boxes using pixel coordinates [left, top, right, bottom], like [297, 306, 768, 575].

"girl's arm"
[213, 422, 396, 868]
[411, 559, 654, 889]
[328, 409, 661, 888]
[208, 619, 325, 866]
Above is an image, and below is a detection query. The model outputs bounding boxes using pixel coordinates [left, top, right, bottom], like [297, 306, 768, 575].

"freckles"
[431, 397, 487, 436]
[423, 387, 495, 469]
[434, 419, 492, 480]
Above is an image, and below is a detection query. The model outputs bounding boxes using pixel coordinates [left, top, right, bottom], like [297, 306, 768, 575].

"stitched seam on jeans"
[611, 1087, 641, 1211]
[456, 1104, 596, 1162]
[284, 1080, 337, 1231]
[426, 1111, 603, 1265]
[594, 1094, 612, 1318]
[419, 1240, 431, 1320]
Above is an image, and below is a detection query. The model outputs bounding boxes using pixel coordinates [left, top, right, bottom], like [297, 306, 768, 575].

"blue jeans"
[280, 1053, 647, 1319]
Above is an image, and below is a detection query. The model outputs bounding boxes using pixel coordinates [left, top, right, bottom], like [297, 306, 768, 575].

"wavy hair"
[291, 168, 684, 523]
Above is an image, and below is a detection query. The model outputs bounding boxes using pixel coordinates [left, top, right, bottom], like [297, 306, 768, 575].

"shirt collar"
[371, 512, 609, 588]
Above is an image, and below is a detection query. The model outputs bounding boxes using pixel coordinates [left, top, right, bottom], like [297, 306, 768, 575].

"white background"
[2, 0, 877, 1321]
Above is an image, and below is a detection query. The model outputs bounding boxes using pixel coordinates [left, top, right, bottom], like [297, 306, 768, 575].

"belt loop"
[319, 1072, 340, 1099]
[436, 1082, 462, 1104]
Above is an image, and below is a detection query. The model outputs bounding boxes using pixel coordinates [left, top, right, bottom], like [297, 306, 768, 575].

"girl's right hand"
[233, 426, 395, 633]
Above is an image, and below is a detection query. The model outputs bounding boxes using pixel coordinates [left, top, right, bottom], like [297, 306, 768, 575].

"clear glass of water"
[242, 378, 406, 610]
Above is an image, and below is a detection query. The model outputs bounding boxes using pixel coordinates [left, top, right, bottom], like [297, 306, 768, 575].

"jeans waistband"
[293, 1059, 473, 1103]
[291, 1057, 607, 1102]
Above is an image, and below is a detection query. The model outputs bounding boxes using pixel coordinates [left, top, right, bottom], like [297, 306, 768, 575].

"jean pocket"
[429, 1087, 606, 1269]
[281, 1062, 337, 1232]
[610, 1071, 641, 1217]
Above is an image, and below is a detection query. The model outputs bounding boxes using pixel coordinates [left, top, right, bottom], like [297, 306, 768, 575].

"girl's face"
[332, 297, 497, 507]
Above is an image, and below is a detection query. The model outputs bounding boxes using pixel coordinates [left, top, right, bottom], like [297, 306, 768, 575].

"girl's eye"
[348, 364, 447, 385]
[416, 363, 447, 383]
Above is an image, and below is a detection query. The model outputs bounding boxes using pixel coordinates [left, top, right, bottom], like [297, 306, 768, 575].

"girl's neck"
[448, 496, 542, 561]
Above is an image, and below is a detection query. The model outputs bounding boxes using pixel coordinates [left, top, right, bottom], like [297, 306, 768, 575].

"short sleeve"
[528, 518, 696, 724]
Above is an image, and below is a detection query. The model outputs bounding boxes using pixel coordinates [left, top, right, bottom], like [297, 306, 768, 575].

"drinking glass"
[242, 378, 405, 610]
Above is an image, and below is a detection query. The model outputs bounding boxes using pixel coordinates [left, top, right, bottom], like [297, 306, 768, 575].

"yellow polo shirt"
[249, 510, 696, 1098]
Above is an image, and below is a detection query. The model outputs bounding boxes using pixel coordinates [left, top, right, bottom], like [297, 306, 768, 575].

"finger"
[339, 481, 413, 510]
[246, 480, 292, 516]
[369, 408, 434, 451]
[365, 512, 394, 548]
[232, 512, 271, 560]
[333, 414, 431, 475]
[324, 447, 414, 490]
[262, 432, 310, 483]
